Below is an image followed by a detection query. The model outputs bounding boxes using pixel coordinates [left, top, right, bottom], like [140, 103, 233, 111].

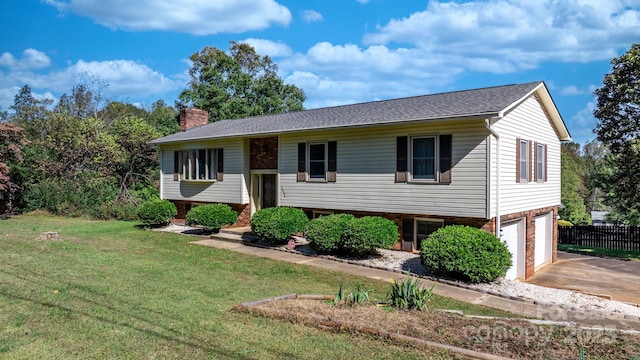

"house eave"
[148, 112, 500, 146]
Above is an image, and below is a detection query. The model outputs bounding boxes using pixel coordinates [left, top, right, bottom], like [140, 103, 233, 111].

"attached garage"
[534, 212, 553, 269]
[501, 219, 525, 280]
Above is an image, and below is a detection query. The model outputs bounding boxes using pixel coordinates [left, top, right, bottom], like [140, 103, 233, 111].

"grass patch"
[0, 214, 508, 359]
[558, 244, 640, 261]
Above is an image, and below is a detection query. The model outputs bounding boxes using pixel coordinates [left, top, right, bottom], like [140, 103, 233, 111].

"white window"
[411, 136, 437, 181]
[180, 149, 216, 181]
[536, 143, 546, 182]
[519, 139, 529, 182]
[308, 143, 327, 180]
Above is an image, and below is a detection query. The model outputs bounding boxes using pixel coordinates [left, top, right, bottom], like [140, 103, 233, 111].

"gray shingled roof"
[150, 81, 543, 144]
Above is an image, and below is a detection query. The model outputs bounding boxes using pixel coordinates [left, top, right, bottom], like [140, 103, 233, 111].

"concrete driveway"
[526, 251, 640, 304]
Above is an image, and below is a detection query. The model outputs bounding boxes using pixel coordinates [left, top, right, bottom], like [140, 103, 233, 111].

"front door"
[251, 172, 277, 214]
[261, 174, 276, 209]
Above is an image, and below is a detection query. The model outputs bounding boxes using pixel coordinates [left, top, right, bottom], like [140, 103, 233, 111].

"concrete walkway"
[190, 233, 640, 331]
[527, 251, 640, 305]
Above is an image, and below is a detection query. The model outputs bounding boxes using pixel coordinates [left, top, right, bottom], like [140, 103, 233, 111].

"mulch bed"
[236, 297, 640, 360]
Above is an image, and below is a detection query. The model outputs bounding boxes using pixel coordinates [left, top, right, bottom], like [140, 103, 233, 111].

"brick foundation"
[171, 200, 251, 227]
[171, 199, 557, 279]
[302, 206, 558, 279]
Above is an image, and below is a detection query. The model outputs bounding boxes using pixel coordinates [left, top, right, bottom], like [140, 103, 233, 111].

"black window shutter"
[439, 134, 452, 183]
[401, 218, 414, 251]
[297, 143, 306, 182]
[327, 141, 337, 182]
[216, 148, 224, 181]
[173, 151, 179, 181]
[396, 136, 408, 182]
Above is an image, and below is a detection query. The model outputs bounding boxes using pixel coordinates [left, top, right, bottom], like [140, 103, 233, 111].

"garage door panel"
[535, 213, 552, 269]
[502, 219, 525, 280]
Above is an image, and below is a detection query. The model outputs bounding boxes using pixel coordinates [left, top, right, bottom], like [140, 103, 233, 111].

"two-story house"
[149, 81, 571, 279]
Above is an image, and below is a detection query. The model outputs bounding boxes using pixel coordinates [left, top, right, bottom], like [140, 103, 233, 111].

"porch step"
[213, 227, 258, 243]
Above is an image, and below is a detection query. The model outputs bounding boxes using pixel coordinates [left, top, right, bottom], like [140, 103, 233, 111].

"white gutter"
[485, 118, 501, 237]
[158, 149, 164, 200]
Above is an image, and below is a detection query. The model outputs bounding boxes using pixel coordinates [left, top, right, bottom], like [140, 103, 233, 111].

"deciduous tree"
[593, 43, 640, 225]
[0, 123, 27, 201]
[177, 41, 305, 121]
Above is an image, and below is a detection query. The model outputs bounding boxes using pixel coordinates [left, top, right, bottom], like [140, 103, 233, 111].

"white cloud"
[0, 49, 182, 110]
[0, 49, 51, 70]
[44, 0, 291, 35]
[560, 86, 584, 96]
[302, 10, 323, 23]
[241, 38, 292, 57]
[363, 0, 640, 72]
[569, 101, 598, 144]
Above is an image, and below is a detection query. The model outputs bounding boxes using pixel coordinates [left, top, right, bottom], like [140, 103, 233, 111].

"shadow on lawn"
[0, 266, 244, 358]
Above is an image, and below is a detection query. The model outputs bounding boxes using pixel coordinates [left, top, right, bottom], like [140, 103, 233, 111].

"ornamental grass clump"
[420, 225, 512, 283]
[185, 204, 238, 232]
[386, 274, 434, 311]
[342, 216, 398, 254]
[333, 283, 372, 306]
[250, 207, 309, 244]
[305, 213, 355, 252]
[138, 199, 177, 226]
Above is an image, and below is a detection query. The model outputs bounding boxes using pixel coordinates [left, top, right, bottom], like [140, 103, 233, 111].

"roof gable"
[150, 81, 570, 144]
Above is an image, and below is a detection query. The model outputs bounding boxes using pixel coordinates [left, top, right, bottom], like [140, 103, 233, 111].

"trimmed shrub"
[557, 219, 573, 227]
[342, 216, 398, 254]
[420, 225, 512, 283]
[138, 199, 177, 226]
[305, 213, 355, 252]
[250, 207, 309, 244]
[186, 204, 238, 231]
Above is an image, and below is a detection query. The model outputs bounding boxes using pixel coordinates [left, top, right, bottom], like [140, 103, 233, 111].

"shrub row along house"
[149, 82, 571, 280]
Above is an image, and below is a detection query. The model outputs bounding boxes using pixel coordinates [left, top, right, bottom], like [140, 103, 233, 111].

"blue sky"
[1, 0, 639, 144]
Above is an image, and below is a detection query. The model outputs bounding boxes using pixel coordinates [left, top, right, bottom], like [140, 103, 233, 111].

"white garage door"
[534, 213, 552, 269]
[501, 219, 525, 280]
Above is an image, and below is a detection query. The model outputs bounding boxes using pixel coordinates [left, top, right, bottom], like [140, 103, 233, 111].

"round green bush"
[138, 199, 177, 226]
[305, 214, 355, 252]
[342, 216, 398, 254]
[420, 225, 512, 283]
[186, 203, 238, 231]
[250, 207, 309, 244]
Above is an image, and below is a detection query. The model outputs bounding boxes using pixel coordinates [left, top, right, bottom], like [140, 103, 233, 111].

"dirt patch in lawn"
[238, 298, 640, 359]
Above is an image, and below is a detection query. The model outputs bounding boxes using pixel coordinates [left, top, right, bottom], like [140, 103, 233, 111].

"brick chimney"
[179, 108, 209, 131]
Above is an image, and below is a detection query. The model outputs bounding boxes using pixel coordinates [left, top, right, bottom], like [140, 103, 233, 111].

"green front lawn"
[0, 213, 509, 359]
[558, 244, 640, 261]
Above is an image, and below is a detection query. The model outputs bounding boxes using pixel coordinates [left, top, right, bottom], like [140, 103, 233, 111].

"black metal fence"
[558, 226, 640, 252]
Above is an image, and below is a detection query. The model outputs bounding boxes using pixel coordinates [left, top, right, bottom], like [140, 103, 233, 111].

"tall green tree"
[146, 100, 179, 136]
[559, 143, 591, 225]
[177, 41, 305, 121]
[593, 43, 640, 225]
[10, 85, 52, 140]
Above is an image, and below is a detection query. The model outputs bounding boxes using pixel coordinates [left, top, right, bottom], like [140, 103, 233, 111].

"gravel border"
[157, 224, 640, 320]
